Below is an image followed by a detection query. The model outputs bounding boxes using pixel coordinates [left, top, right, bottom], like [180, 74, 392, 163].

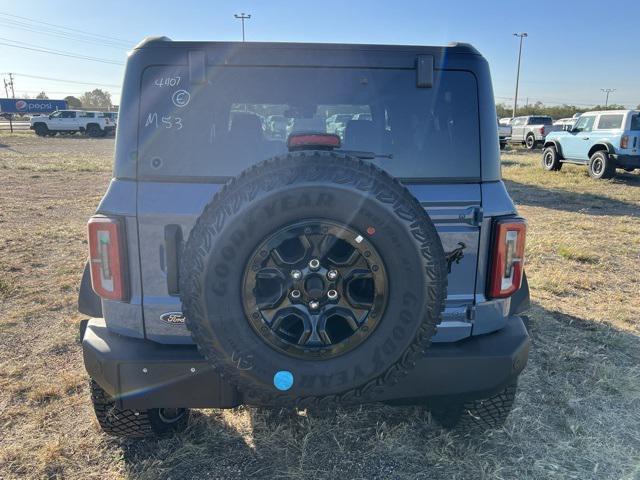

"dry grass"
[0, 134, 639, 479]
[503, 148, 640, 331]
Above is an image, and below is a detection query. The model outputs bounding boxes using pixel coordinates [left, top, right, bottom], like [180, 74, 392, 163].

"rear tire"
[86, 124, 102, 138]
[34, 123, 48, 137]
[541, 146, 562, 171]
[525, 134, 537, 150]
[180, 153, 447, 407]
[588, 151, 616, 179]
[430, 381, 518, 430]
[89, 380, 190, 438]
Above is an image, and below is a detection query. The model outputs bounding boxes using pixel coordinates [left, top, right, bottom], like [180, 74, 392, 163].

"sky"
[1, 0, 639, 108]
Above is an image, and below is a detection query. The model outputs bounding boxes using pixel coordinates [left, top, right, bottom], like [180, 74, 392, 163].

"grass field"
[0, 133, 639, 479]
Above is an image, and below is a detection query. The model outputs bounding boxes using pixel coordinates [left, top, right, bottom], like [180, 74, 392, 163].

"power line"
[0, 11, 134, 45]
[0, 37, 124, 65]
[18, 88, 119, 97]
[0, 18, 130, 50]
[10, 72, 120, 88]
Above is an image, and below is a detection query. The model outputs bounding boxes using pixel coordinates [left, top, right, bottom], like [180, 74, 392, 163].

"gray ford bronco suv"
[79, 38, 530, 437]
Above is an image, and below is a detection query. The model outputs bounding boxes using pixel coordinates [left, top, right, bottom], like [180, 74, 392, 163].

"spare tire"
[180, 152, 447, 406]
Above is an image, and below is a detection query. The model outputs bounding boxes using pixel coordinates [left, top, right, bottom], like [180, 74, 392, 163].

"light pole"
[512, 33, 528, 118]
[234, 13, 251, 42]
[601, 88, 615, 108]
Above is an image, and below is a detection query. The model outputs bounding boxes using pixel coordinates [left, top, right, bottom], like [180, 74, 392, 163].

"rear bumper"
[83, 317, 530, 410]
[612, 154, 640, 169]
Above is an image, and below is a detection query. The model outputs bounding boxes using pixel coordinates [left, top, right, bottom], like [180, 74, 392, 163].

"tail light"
[488, 218, 526, 298]
[621, 135, 629, 149]
[540, 126, 545, 135]
[88, 216, 129, 301]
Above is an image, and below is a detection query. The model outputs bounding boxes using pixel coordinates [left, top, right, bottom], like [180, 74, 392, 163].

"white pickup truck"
[498, 120, 511, 150]
[507, 115, 561, 150]
[30, 110, 115, 137]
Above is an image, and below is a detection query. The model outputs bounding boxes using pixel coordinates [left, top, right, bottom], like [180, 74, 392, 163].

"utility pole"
[234, 13, 251, 42]
[8, 73, 15, 98]
[3, 74, 15, 132]
[601, 88, 615, 108]
[512, 33, 528, 118]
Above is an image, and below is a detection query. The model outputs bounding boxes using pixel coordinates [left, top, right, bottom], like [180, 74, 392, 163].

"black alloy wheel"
[243, 220, 387, 359]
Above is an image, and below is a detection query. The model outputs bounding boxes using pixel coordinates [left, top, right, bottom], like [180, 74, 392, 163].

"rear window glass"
[138, 66, 480, 180]
[630, 114, 640, 131]
[597, 114, 623, 129]
[528, 116, 553, 125]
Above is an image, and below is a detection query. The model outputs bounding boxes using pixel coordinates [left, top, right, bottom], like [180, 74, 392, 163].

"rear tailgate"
[136, 181, 481, 344]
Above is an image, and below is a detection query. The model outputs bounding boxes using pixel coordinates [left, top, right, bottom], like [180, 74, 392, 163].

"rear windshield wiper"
[336, 150, 393, 160]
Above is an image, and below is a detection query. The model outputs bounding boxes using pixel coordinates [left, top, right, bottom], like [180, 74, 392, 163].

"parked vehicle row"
[541, 109, 639, 179]
[30, 109, 117, 137]
[244, 111, 375, 141]
[553, 113, 581, 131]
[500, 116, 561, 149]
[498, 113, 586, 150]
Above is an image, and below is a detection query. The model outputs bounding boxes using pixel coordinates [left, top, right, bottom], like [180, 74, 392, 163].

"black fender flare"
[78, 261, 102, 317]
[509, 271, 530, 316]
[588, 142, 615, 158]
[543, 140, 564, 159]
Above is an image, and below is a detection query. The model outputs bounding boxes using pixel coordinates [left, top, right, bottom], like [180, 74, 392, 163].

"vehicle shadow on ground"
[119, 305, 640, 479]
[0, 142, 21, 152]
[46, 134, 115, 140]
[505, 179, 640, 217]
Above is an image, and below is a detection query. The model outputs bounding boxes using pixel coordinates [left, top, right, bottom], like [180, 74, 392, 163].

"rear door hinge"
[459, 206, 483, 227]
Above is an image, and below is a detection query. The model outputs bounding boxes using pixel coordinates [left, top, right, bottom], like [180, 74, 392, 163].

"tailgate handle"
[164, 225, 183, 296]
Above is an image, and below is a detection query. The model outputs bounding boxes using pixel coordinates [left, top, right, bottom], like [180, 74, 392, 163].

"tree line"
[497, 101, 637, 120]
[30, 89, 115, 110]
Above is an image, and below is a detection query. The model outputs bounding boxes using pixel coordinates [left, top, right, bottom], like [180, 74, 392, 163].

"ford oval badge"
[160, 312, 186, 325]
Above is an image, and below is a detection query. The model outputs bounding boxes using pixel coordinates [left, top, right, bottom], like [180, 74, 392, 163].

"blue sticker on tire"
[273, 370, 294, 391]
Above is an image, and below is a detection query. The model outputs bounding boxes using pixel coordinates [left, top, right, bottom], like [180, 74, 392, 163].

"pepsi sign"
[0, 98, 67, 114]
